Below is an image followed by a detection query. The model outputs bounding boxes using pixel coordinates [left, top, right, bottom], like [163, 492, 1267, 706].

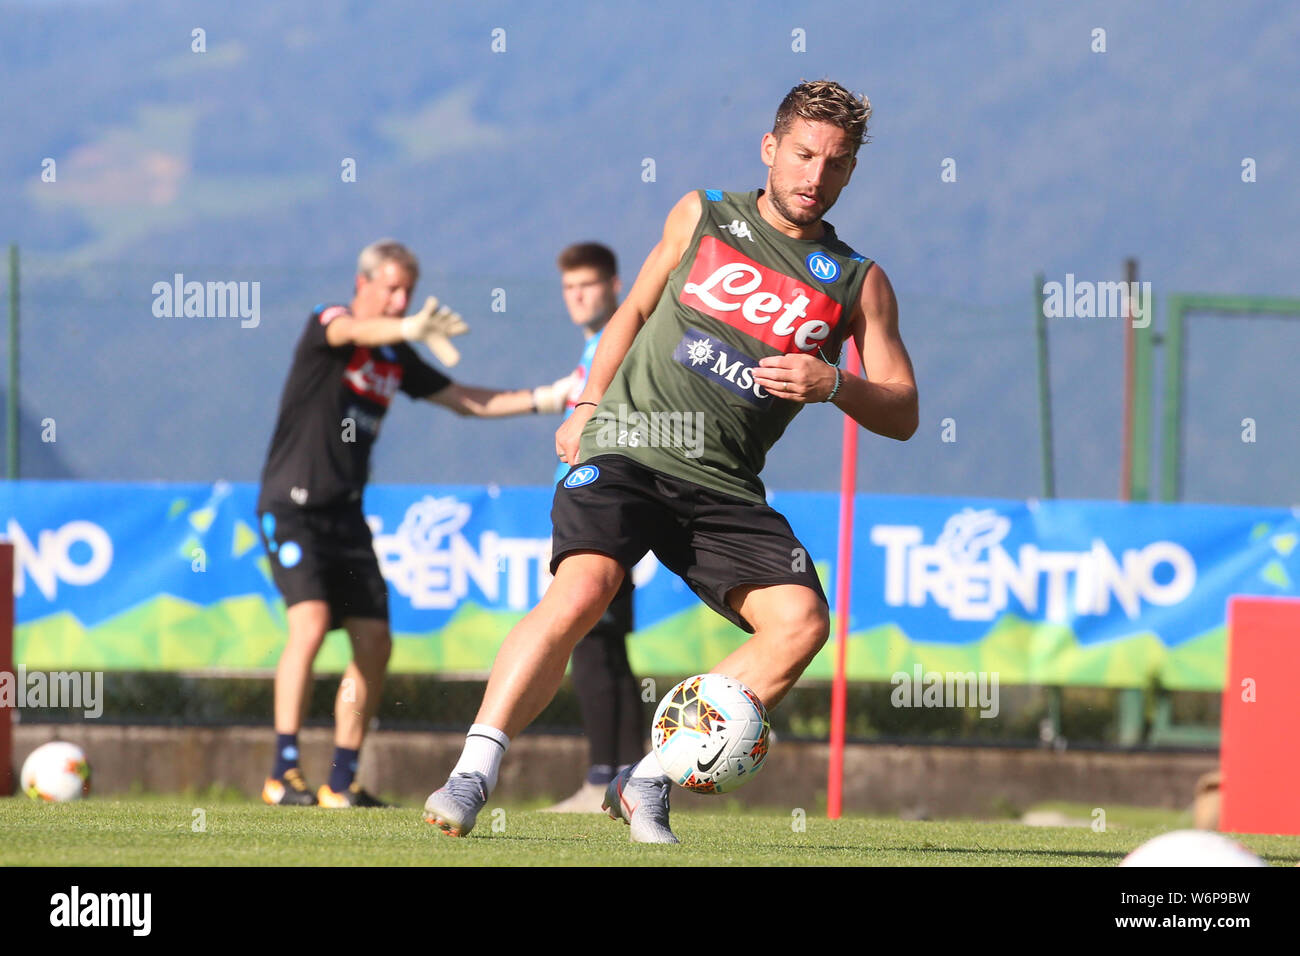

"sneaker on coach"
[317, 782, 389, 808]
[602, 766, 679, 844]
[262, 768, 317, 806]
[422, 772, 488, 837]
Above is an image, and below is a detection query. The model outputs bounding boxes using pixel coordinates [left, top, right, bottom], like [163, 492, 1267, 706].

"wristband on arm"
[816, 346, 843, 404]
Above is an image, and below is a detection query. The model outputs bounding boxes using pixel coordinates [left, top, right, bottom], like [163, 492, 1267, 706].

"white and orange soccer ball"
[651, 674, 770, 794]
[20, 741, 91, 802]
[1120, 830, 1265, 867]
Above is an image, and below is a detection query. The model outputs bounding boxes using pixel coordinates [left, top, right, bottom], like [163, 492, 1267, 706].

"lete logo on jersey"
[342, 348, 403, 406]
[680, 236, 843, 354]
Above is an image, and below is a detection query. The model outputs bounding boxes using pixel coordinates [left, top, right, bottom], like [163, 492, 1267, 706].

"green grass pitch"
[3, 797, 1300, 866]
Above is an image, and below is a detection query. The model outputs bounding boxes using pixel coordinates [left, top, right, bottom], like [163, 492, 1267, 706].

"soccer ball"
[652, 674, 770, 794]
[1119, 830, 1265, 867]
[20, 741, 91, 802]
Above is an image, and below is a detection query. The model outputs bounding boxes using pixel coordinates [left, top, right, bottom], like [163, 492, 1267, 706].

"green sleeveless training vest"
[579, 188, 873, 502]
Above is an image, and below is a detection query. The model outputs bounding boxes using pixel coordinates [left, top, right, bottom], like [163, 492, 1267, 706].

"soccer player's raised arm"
[323, 312, 403, 347]
[555, 191, 702, 463]
[326, 297, 468, 361]
[837, 264, 918, 440]
[426, 383, 538, 418]
[753, 262, 917, 440]
[426, 371, 583, 417]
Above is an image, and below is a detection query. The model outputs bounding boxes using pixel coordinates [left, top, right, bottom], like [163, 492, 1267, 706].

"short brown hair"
[773, 80, 872, 151]
[557, 242, 618, 279]
[357, 239, 420, 284]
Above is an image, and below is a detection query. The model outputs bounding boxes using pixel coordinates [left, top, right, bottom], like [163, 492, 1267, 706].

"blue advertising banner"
[2, 481, 1295, 688]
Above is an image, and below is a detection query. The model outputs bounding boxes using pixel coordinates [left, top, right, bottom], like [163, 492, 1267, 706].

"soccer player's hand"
[556, 403, 596, 464]
[401, 296, 469, 367]
[753, 354, 840, 403]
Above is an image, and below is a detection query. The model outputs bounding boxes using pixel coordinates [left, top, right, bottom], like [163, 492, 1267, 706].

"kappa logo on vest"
[680, 236, 843, 354]
[720, 218, 755, 242]
[672, 329, 772, 407]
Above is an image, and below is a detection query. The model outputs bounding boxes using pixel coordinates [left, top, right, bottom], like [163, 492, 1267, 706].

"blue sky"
[1, 0, 1297, 504]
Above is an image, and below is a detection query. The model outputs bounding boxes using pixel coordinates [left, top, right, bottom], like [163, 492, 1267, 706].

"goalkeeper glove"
[401, 296, 469, 367]
[531, 374, 578, 414]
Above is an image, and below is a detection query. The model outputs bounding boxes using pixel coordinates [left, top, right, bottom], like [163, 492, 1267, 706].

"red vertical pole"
[827, 349, 861, 819]
[0, 543, 13, 796]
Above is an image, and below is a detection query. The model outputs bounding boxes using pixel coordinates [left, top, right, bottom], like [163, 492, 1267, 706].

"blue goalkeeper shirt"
[554, 331, 604, 483]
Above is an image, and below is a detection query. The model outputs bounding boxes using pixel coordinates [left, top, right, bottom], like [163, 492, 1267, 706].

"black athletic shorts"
[551, 454, 827, 633]
[257, 502, 389, 630]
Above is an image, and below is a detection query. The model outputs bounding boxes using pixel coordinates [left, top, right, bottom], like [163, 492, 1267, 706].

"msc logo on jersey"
[806, 252, 840, 283]
[564, 465, 600, 488]
[672, 329, 772, 408]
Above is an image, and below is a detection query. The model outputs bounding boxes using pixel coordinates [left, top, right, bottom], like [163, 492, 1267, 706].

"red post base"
[1219, 596, 1300, 835]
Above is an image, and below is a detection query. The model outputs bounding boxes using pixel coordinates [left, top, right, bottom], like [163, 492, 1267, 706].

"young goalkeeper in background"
[530, 243, 646, 813]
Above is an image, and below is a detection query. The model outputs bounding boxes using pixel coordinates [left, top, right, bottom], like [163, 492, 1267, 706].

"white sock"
[452, 723, 510, 794]
[631, 751, 666, 780]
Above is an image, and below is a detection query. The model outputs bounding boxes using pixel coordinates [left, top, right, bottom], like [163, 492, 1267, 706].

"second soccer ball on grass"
[21, 740, 91, 803]
[651, 674, 770, 794]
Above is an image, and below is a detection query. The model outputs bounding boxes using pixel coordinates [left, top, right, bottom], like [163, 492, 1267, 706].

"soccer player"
[424, 80, 918, 842]
[531, 243, 646, 814]
[258, 239, 553, 808]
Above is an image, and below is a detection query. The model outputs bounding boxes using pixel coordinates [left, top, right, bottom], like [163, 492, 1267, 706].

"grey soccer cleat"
[602, 765, 680, 844]
[422, 771, 488, 837]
